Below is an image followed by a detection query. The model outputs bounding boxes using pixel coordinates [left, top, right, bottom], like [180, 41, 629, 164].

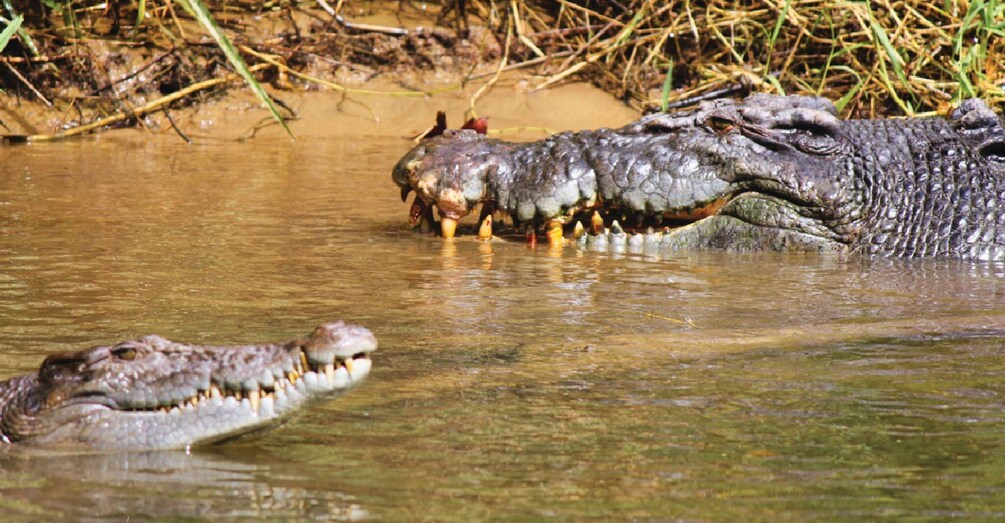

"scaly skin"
[393, 94, 1005, 260]
[0, 322, 376, 450]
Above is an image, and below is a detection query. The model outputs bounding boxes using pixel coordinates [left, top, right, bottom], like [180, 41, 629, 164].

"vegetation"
[519, 0, 1005, 116]
[0, 0, 1002, 138]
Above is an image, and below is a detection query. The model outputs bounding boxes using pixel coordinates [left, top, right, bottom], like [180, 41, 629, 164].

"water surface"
[1, 109, 1004, 521]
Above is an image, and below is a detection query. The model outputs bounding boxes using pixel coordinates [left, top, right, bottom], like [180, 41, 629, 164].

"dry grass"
[2, 0, 1002, 123]
[502, 0, 1005, 117]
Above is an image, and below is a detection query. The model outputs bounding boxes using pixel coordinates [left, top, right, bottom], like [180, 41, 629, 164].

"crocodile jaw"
[3, 322, 377, 450]
[32, 358, 372, 449]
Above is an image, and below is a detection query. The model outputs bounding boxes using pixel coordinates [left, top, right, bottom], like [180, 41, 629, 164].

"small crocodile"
[0, 322, 376, 449]
[393, 95, 1005, 260]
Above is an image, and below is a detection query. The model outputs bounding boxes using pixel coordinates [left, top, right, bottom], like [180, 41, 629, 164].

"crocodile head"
[393, 95, 856, 251]
[394, 94, 1005, 258]
[0, 322, 376, 449]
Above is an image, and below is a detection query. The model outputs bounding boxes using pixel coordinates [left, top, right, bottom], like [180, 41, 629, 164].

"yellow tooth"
[477, 214, 493, 240]
[440, 217, 457, 239]
[344, 359, 354, 375]
[190, 395, 199, 407]
[288, 370, 300, 382]
[573, 221, 585, 239]
[248, 390, 260, 414]
[299, 351, 309, 372]
[234, 390, 243, 401]
[546, 219, 564, 248]
[591, 211, 604, 235]
[209, 385, 221, 399]
[324, 362, 335, 383]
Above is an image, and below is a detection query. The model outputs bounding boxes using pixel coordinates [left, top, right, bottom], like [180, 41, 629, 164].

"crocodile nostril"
[979, 141, 1005, 162]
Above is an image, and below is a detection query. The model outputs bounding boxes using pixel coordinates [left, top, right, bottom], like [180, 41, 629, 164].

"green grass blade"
[176, 0, 293, 139]
[134, 0, 146, 32]
[2, 1, 37, 56]
[614, 7, 647, 47]
[660, 60, 673, 113]
[0, 14, 21, 53]
[764, 0, 791, 74]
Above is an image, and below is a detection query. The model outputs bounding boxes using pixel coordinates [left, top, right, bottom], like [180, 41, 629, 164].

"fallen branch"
[315, 0, 408, 36]
[18, 63, 271, 143]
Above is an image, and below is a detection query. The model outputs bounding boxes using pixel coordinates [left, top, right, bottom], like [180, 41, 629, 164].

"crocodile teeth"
[210, 385, 222, 399]
[546, 219, 564, 247]
[248, 390, 260, 414]
[591, 211, 604, 235]
[299, 351, 309, 373]
[343, 359, 353, 375]
[573, 221, 585, 239]
[610, 220, 624, 235]
[324, 362, 335, 383]
[477, 215, 493, 240]
[440, 217, 457, 239]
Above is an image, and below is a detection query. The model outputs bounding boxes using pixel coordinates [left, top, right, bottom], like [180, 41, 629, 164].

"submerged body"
[393, 95, 1005, 260]
[0, 322, 376, 449]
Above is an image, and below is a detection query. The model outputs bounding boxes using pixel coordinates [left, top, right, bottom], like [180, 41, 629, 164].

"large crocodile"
[0, 322, 376, 449]
[393, 94, 1005, 260]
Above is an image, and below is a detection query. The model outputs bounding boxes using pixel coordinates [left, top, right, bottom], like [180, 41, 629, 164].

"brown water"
[2, 90, 1005, 521]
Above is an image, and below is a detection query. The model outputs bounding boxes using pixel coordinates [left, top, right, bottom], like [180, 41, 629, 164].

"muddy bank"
[0, 2, 517, 139]
[4, 74, 637, 145]
[3, 0, 1002, 141]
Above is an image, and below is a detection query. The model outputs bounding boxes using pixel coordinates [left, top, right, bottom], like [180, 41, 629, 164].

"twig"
[88, 47, 176, 96]
[3, 61, 51, 106]
[162, 104, 192, 144]
[464, 50, 573, 80]
[315, 0, 408, 36]
[240, 45, 451, 97]
[0, 53, 73, 63]
[644, 311, 697, 328]
[468, 18, 512, 115]
[23, 63, 271, 142]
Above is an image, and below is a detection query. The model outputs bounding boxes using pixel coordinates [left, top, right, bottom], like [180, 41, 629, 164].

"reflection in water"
[1, 135, 1004, 519]
[0, 448, 367, 521]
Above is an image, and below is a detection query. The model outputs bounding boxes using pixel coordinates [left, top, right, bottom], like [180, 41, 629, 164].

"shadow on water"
[1, 89, 1005, 519]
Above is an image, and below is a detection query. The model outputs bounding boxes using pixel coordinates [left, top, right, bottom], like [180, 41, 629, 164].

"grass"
[522, 0, 1004, 116]
[0, 14, 20, 54]
[0, 0, 1002, 137]
[175, 0, 291, 138]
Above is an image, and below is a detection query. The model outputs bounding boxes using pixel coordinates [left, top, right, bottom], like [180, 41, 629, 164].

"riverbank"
[1, 1, 1002, 141]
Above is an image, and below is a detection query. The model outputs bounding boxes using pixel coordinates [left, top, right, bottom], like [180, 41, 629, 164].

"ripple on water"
[1, 136, 1005, 520]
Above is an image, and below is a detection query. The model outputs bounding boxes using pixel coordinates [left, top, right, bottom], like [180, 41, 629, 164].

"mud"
[0, 2, 520, 139]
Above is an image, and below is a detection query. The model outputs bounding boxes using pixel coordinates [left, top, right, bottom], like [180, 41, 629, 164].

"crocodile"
[0, 322, 376, 450]
[393, 94, 1005, 260]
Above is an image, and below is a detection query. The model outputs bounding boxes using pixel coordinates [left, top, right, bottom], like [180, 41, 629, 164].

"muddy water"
[2, 87, 1005, 521]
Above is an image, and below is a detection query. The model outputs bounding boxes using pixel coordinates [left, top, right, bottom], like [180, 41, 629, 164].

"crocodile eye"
[707, 116, 735, 134]
[112, 347, 137, 361]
